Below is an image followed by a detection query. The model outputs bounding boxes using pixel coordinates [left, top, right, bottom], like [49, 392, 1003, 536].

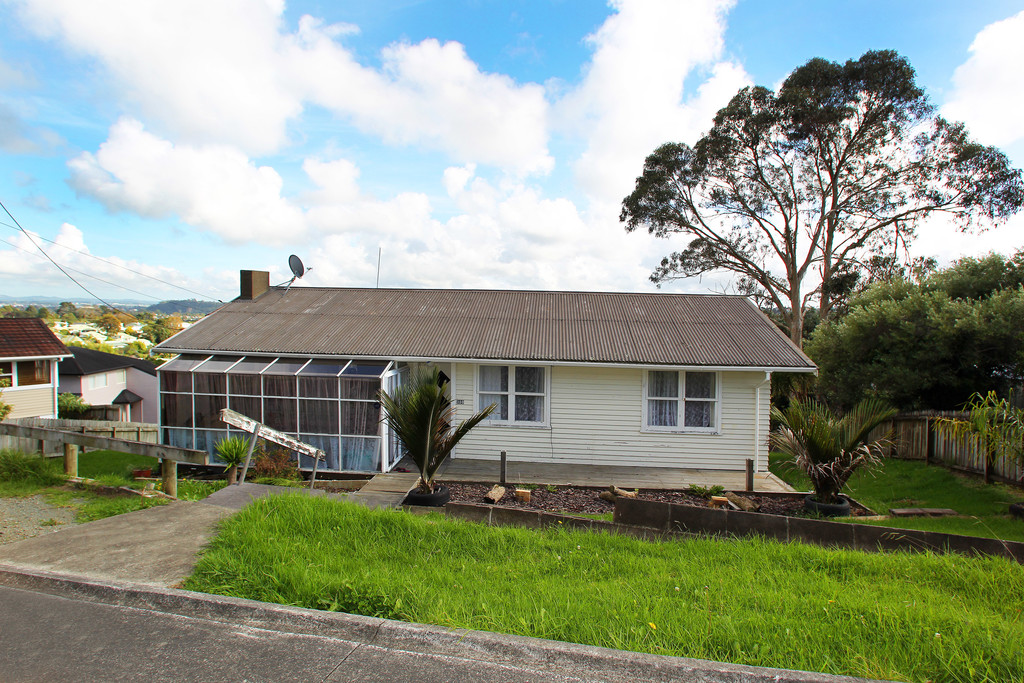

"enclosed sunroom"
[158, 353, 403, 472]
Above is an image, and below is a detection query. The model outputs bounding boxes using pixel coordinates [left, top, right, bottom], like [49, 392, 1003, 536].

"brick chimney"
[239, 270, 270, 300]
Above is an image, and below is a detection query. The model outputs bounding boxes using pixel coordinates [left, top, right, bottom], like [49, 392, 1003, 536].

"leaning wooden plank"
[0, 422, 208, 465]
[219, 409, 325, 460]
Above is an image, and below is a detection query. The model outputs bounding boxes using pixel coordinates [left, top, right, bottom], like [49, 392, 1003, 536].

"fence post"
[37, 439, 46, 456]
[63, 443, 78, 477]
[925, 417, 934, 464]
[500, 450, 507, 485]
[162, 459, 177, 498]
[745, 458, 754, 492]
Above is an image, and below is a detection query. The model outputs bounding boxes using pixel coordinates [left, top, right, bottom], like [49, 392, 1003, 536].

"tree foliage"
[807, 252, 1024, 410]
[621, 50, 1023, 345]
[936, 392, 1024, 483]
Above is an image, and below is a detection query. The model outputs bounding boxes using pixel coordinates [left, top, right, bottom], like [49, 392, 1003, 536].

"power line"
[0, 237, 163, 301]
[0, 199, 139, 320]
[0, 218, 219, 301]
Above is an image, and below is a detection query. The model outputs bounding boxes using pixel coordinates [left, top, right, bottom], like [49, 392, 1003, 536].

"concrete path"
[0, 567, 888, 683]
[0, 500, 232, 587]
[202, 481, 350, 510]
[440, 459, 795, 492]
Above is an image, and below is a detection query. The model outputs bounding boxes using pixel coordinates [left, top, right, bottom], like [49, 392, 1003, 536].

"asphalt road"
[0, 585, 579, 683]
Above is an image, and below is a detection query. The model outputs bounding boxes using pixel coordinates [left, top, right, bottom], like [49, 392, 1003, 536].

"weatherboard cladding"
[154, 287, 814, 369]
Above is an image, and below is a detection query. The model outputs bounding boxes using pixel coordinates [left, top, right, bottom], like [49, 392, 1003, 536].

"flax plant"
[771, 399, 896, 505]
[936, 391, 1024, 483]
[379, 368, 494, 493]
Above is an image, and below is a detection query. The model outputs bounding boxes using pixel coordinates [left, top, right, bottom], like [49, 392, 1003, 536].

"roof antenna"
[283, 254, 309, 292]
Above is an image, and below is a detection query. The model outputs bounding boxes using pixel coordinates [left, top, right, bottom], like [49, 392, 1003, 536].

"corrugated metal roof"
[0, 318, 70, 359]
[154, 287, 816, 370]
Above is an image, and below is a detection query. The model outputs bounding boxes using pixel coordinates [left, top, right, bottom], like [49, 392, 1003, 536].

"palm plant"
[770, 398, 896, 506]
[379, 368, 494, 493]
[215, 436, 250, 485]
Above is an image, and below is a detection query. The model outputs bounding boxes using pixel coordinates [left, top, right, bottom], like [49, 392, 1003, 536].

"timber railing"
[0, 418, 207, 497]
[878, 411, 1024, 485]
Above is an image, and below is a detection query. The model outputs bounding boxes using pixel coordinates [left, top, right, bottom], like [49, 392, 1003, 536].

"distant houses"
[49, 320, 153, 351]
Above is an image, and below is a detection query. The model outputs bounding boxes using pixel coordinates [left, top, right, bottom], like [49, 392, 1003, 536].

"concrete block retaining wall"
[613, 496, 1024, 564]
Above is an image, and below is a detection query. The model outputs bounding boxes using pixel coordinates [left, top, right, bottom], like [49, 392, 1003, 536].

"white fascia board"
[152, 348, 817, 374]
[4, 353, 73, 362]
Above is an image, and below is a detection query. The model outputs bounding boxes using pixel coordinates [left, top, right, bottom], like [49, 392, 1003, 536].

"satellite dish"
[283, 254, 311, 292]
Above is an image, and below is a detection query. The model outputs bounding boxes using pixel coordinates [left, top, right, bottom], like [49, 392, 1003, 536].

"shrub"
[253, 444, 302, 481]
[58, 392, 91, 419]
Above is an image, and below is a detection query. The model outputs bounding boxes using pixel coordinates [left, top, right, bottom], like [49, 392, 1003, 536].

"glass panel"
[341, 401, 380, 435]
[194, 394, 227, 428]
[194, 373, 226, 394]
[648, 371, 678, 398]
[684, 401, 714, 428]
[515, 366, 544, 393]
[300, 360, 349, 376]
[480, 394, 508, 420]
[301, 399, 339, 433]
[196, 430, 228, 459]
[160, 371, 191, 393]
[229, 374, 261, 395]
[300, 376, 338, 399]
[263, 359, 308, 375]
[342, 362, 389, 377]
[479, 366, 508, 392]
[340, 378, 378, 400]
[648, 399, 678, 427]
[515, 395, 544, 422]
[163, 428, 192, 449]
[300, 435, 340, 470]
[340, 436, 380, 471]
[17, 360, 50, 386]
[229, 357, 275, 374]
[685, 372, 715, 399]
[228, 395, 261, 422]
[161, 394, 193, 428]
[194, 356, 242, 373]
[263, 375, 297, 397]
[264, 397, 297, 432]
[158, 354, 209, 373]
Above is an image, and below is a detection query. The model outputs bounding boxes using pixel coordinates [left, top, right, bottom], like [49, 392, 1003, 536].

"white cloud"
[67, 118, 306, 245]
[0, 222, 220, 300]
[559, 0, 749, 202]
[943, 10, 1024, 147]
[11, 0, 552, 172]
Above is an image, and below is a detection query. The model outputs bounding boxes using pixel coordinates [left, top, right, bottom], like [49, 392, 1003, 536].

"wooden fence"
[880, 411, 1024, 484]
[0, 418, 159, 456]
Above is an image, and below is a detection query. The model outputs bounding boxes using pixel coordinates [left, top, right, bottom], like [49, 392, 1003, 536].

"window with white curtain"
[645, 370, 717, 431]
[478, 365, 547, 425]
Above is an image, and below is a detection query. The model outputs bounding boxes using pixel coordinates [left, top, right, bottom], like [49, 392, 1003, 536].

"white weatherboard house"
[153, 271, 816, 474]
[0, 318, 71, 419]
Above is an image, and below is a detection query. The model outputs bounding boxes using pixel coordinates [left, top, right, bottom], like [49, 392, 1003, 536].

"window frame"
[642, 369, 720, 434]
[475, 364, 550, 427]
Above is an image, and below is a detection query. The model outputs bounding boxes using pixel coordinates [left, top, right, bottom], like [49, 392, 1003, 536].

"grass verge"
[185, 494, 1024, 683]
[770, 455, 1024, 541]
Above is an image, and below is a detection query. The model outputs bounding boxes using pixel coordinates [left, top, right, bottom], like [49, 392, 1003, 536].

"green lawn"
[186, 494, 1024, 683]
[76, 449, 159, 480]
[769, 455, 1024, 541]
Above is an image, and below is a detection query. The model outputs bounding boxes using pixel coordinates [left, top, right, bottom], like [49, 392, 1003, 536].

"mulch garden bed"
[445, 482, 876, 518]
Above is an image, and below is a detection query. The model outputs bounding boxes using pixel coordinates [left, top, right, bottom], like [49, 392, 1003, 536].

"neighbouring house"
[58, 347, 159, 423]
[0, 318, 71, 419]
[153, 270, 816, 473]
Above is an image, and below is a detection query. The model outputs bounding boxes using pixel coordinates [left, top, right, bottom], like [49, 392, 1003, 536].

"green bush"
[57, 392, 91, 419]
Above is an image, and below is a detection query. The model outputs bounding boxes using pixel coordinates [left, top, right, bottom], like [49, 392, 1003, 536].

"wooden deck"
[438, 458, 794, 493]
[347, 470, 421, 509]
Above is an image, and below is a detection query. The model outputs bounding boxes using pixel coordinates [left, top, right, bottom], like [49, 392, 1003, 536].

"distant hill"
[146, 299, 222, 315]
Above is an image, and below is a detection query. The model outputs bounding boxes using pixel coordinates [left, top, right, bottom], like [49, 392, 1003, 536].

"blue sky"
[1, 0, 1022, 304]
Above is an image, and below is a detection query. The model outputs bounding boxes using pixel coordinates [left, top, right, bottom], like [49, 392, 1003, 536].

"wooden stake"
[745, 458, 754, 492]
[63, 443, 78, 477]
[161, 458, 177, 498]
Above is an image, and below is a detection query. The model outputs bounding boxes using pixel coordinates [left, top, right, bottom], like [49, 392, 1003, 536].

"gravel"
[0, 494, 82, 545]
